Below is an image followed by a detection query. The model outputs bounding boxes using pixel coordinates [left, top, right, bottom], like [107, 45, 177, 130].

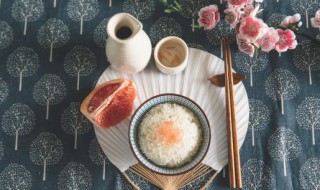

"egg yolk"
[156, 121, 182, 146]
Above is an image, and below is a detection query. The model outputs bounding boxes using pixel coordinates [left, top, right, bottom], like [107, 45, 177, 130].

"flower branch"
[160, 0, 320, 57]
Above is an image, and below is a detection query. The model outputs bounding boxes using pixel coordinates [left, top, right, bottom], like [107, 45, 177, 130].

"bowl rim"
[128, 93, 211, 176]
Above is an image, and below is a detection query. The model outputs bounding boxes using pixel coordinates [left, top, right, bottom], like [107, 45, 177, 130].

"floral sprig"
[160, 0, 319, 57]
[201, 1, 301, 57]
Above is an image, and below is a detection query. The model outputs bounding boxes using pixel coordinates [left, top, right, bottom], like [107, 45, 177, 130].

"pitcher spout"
[106, 13, 142, 43]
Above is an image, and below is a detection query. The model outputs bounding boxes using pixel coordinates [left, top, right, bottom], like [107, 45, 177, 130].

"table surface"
[0, 0, 320, 189]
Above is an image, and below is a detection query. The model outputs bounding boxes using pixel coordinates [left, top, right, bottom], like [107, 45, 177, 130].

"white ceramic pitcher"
[106, 13, 152, 74]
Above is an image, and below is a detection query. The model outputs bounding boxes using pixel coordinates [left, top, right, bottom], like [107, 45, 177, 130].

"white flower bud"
[280, 16, 291, 27]
[291, 14, 301, 23]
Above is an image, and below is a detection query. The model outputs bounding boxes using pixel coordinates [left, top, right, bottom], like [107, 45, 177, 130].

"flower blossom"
[255, 27, 279, 52]
[242, 4, 262, 18]
[280, 13, 302, 28]
[242, 5, 255, 18]
[239, 16, 265, 41]
[311, 10, 320, 30]
[198, 5, 220, 29]
[224, 6, 241, 28]
[237, 37, 255, 57]
[275, 29, 297, 53]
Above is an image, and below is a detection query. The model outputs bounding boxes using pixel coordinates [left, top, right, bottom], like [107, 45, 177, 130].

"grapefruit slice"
[80, 78, 136, 128]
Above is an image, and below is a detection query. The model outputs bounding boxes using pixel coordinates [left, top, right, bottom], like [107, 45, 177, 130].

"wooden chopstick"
[223, 37, 236, 188]
[223, 37, 242, 188]
[227, 38, 242, 188]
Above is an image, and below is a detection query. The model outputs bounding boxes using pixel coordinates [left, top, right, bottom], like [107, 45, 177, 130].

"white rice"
[138, 103, 202, 167]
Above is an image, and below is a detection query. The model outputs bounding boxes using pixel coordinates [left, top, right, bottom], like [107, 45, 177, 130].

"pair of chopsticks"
[223, 37, 242, 188]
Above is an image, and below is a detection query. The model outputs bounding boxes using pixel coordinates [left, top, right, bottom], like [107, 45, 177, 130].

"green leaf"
[173, 0, 180, 6]
[159, 0, 182, 13]
[173, 7, 179, 11]
[173, 1, 181, 11]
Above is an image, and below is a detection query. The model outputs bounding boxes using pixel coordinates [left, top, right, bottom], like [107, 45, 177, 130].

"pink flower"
[241, 4, 261, 18]
[242, 5, 255, 18]
[255, 27, 279, 52]
[239, 16, 265, 41]
[198, 5, 220, 29]
[280, 16, 291, 27]
[311, 10, 320, 29]
[228, 0, 250, 7]
[237, 37, 255, 57]
[275, 29, 297, 53]
[224, 6, 241, 28]
[280, 14, 302, 28]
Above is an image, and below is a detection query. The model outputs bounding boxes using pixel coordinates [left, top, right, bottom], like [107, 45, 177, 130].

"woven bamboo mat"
[123, 163, 220, 190]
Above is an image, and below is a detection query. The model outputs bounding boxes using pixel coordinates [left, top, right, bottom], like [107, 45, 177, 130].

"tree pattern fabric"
[0, 0, 320, 189]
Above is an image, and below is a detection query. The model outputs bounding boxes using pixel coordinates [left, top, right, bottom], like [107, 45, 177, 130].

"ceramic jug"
[106, 13, 152, 74]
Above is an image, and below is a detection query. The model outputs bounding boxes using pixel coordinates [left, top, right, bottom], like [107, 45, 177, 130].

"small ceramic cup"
[154, 36, 189, 75]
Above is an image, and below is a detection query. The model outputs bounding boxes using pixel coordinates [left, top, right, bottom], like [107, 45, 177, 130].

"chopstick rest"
[208, 73, 246, 87]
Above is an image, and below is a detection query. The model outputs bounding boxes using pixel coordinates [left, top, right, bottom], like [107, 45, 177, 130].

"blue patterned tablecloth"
[1, 0, 320, 189]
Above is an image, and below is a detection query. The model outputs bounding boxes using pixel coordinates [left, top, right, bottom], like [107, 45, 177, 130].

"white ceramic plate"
[94, 48, 249, 172]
